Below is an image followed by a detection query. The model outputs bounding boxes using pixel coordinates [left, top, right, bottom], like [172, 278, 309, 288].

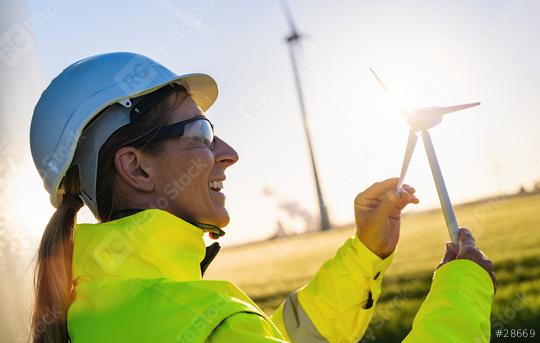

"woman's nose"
[213, 136, 239, 168]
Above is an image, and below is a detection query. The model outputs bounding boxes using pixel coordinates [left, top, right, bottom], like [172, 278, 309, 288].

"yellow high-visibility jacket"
[68, 209, 494, 342]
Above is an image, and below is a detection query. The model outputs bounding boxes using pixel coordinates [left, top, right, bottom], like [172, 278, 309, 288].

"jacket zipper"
[200, 242, 221, 277]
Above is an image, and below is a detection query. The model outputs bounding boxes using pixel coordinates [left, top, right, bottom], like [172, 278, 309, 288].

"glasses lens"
[183, 119, 214, 148]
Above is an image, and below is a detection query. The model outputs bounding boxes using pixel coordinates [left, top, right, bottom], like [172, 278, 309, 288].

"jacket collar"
[72, 209, 216, 284]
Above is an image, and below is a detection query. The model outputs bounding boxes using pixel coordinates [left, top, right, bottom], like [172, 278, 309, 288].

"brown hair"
[31, 87, 189, 342]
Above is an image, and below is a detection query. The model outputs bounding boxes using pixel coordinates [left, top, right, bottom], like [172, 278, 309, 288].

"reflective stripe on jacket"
[67, 209, 493, 342]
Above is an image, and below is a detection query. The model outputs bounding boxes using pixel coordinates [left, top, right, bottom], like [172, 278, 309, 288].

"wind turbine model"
[370, 68, 480, 243]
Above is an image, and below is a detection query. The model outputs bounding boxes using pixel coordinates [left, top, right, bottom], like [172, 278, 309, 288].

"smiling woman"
[28, 52, 243, 341]
[29, 52, 495, 343]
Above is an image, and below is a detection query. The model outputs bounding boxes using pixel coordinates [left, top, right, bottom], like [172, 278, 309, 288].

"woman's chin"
[208, 191, 230, 228]
[197, 206, 230, 229]
[213, 208, 230, 228]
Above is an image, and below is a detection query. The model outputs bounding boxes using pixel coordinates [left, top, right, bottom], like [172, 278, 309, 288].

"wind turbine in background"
[279, 0, 331, 231]
[370, 68, 480, 243]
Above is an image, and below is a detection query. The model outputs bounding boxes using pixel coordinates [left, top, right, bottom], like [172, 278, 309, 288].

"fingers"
[356, 182, 419, 219]
[401, 184, 418, 201]
[397, 187, 419, 207]
[437, 242, 459, 268]
[391, 186, 419, 215]
[402, 184, 416, 194]
[357, 181, 417, 206]
[360, 178, 399, 200]
[457, 228, 481, 261]
[458, 228, 477, 250]
[355, 180, 419, 222]
[455, 227, 497, 294]
[444, 242, 459, 261]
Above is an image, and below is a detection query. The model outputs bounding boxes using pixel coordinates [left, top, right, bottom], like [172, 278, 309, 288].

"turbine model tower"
[370, 68, 480, 242]
[280, 0, 331, 231]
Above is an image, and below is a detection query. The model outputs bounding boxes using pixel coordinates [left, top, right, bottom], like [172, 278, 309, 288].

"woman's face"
[156, 95, 239, 228]
[115, 93, 239, 228]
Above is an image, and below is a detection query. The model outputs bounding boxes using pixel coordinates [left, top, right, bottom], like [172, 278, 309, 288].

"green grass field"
[205, 193, 540, 342]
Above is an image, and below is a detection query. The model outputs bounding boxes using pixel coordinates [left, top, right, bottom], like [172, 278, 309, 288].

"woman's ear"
[114, 147, 155, 192]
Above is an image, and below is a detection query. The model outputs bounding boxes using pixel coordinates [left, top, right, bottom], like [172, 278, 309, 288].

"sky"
[2, 0, 539, 246]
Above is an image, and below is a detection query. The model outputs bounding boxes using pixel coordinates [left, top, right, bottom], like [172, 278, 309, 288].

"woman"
[30, 52, 495, 342]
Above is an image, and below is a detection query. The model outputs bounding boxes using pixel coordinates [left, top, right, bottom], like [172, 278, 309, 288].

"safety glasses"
[128, 115, 215, 149]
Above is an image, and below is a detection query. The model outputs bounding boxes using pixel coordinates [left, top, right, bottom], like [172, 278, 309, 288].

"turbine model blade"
[369, 67, 408, 115]
[369, 67, 394, 98]
[397, 129, 418, 191]
[421, 130, 460, 242]
[438, 102, 481, 116]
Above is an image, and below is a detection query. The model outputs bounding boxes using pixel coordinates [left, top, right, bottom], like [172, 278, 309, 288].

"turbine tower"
[280, 0, 331, 231]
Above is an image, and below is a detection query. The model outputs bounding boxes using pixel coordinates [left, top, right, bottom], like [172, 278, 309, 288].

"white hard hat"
[30, 52, 218, 218]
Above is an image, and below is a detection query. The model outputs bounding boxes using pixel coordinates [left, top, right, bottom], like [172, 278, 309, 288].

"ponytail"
[32, 167, 82, 343]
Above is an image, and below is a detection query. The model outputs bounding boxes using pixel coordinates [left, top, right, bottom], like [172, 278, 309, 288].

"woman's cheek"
[164, 182, 179, 200]
[176, 148, 213, 184]
[184, 149, 214, 199]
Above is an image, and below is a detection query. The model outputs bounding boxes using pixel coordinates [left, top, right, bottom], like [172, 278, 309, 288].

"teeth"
[208, 180, 223, 191]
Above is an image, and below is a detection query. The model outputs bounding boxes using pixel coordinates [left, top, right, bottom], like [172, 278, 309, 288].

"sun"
[2, 156, 97, 246]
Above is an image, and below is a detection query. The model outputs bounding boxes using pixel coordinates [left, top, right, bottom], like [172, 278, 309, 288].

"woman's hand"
[355, 178, 419, 259]
[439, 228, 496, 292]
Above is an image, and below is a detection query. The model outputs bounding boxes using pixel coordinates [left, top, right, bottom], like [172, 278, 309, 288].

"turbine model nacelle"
[406, 102, 481, 131]
[406, 106, 444, 131]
